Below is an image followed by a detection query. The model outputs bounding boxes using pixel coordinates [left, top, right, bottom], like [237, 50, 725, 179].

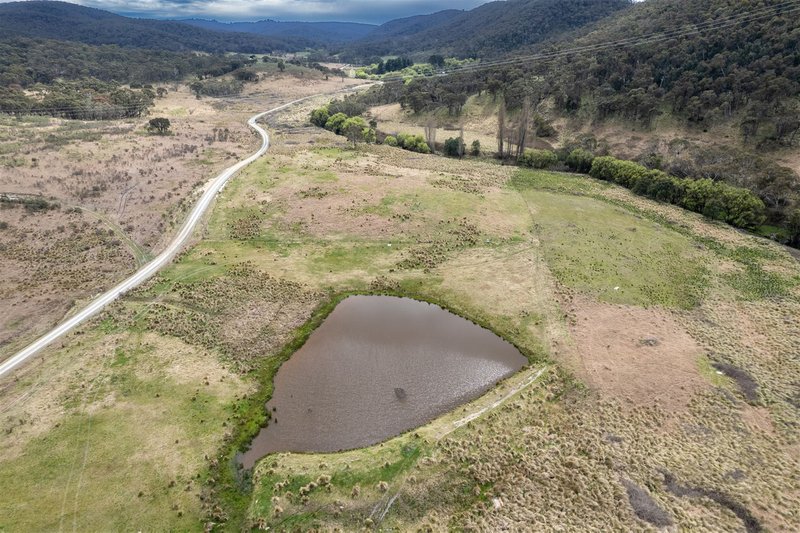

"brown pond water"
[239, 295, 526, 468]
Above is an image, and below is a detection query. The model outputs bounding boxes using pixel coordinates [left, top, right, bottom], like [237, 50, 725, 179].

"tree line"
[0, 79, 154, 119]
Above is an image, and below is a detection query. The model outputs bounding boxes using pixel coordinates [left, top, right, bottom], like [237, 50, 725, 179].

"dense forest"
[385, 0, 799, 141]
[342, 0, 632, 60]
[540, 0, 800, 146]
[0, 38, 251, 87]
[0, 1, 311, 53]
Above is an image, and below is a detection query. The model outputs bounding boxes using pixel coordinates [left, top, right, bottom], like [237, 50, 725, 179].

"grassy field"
[0, 96, 798, 531]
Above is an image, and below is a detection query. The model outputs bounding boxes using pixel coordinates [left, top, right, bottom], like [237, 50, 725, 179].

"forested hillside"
[376, 0, 799, 144]
[0, 1, 310, 53]
[346, 9, 463, 57]
[180, 19, 375, 44]
[541, 0, 800, 145]
[344, 0, 632, 59]
[0, 38, 250, 87]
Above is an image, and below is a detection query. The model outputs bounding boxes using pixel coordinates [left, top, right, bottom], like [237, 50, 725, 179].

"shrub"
[341, 116, 369, 146]
[443, 137, 462, 157]
[589, 156, 649, 188]
[650, 173, 686, 204]
[310, 106, 330, 128]
[681, 178, 717, 212]
[720, 184, 767, 229]
[566, 148, 594, 173]
[396, 133, 430, 153]
[519, 149, 558, 169]
[328, 98, 366, 117]
[324, 112, 348, 135]
[234, 69, 258, 82]
[682, 177, 766, 228]
[146, 117, 171, 135]
[384, 135, 398, 147]
[471, 139, 481, 156]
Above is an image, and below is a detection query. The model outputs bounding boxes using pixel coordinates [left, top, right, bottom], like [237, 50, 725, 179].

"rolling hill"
[0, 1, 312, 53]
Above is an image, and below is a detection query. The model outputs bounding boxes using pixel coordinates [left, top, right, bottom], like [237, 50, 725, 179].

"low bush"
[443, 137, 463, 157]
[519, 149, 558, 169]
[396, 133, 430, 154]
[308, 105, 376, 147]
[324, 112, 348, 135]
[565, 148, 594, 173]
[589, 156, 650, 188]
[310, 106, 330, 128]
[471, 140, 481, 156]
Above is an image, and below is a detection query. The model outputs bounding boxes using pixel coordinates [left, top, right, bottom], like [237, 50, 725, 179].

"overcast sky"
[37, 0, 493, 24]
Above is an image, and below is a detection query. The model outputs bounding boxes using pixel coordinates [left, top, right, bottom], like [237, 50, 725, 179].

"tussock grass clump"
[133, 262, 322, 373]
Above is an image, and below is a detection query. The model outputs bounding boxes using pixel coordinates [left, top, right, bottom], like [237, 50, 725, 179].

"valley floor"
[0, 94, 798, 531]
[0, 72, 363, 363]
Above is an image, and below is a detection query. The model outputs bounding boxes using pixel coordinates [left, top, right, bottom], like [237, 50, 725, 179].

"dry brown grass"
[0, 75, 365, 362]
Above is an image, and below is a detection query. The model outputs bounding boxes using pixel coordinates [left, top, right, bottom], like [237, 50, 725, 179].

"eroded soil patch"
[567, 295, 706, 409]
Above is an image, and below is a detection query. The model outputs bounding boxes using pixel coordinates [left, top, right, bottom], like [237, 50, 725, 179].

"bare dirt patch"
[567, 295, 706, 409]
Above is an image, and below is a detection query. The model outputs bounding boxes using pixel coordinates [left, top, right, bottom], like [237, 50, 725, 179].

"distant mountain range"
[178, 18, 376, 44]
[0, 1, 315, 53]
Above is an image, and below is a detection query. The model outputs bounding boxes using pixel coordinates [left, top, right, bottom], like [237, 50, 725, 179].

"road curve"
[0, 87, 367, 379]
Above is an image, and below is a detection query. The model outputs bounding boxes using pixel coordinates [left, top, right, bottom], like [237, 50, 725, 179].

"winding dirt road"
[0, 86, 368, 379]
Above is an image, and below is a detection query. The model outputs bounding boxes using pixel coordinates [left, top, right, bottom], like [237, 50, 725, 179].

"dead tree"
[497, 104, 505, 158]
[424, 119, 437, 153]
[515, 97, 531, 160]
